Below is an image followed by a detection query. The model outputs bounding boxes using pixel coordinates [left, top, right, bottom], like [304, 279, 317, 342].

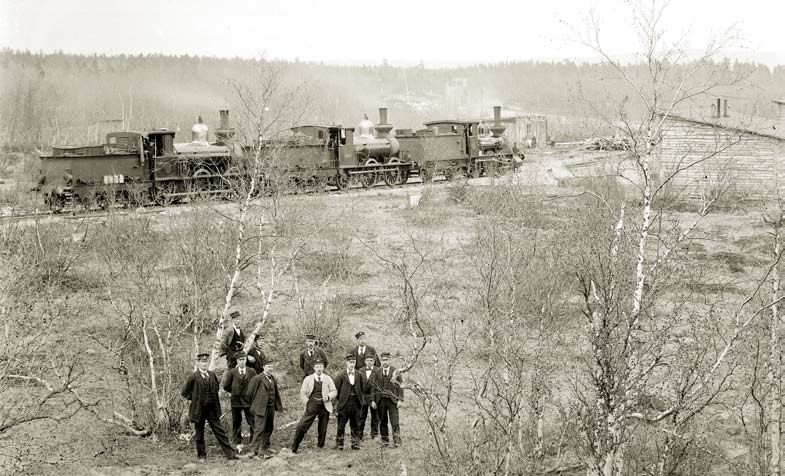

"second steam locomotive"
[37, 107, 522, 210]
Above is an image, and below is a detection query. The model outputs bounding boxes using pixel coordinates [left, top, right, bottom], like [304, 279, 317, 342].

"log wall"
[657, 118, 785, 199]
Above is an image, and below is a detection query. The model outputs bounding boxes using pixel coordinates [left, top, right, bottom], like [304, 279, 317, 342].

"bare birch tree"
[562, 2, 763, 474]
[205, 60, 315, 370]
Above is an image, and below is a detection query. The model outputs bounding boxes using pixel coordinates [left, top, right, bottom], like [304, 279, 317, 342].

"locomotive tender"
[37, 107, 521, 210]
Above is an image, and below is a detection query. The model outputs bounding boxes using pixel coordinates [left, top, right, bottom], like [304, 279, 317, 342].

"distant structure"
[479, 109, 548, 149]
[656, 97, 785, 198]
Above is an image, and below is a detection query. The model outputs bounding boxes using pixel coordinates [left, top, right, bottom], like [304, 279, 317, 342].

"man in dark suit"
[298, 334, 328, 378]
[372, 352, 404, 448]
[351, 331, 380, 370]
[180, 352, 239, 462]
[246, 356, 283, 458]
[358, 354, 381, 441]
[221, 352, 256, 447]
[333, 354, 366, 450]
[246, 333, 266, 375]
[221, 310, 245, 369]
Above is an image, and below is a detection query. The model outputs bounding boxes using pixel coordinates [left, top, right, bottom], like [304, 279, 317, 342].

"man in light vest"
[290, 358, 337, 453]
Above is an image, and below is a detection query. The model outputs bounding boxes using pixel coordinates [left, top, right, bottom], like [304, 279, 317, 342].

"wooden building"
[479, 110, 548, 148]
[656, 99, 785, 198]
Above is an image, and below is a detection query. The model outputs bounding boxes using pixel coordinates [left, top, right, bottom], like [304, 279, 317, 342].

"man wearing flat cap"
[222, 351, 257, 447]
[333, 353, 366, 450]
[181, 353, 239, 462]
[299, 334, 328, 378]
[372, 352, 404, 448]
[246, 356, 283, 458]
[290, 358, 337, 453]
[352, 331, 380, 370]
[221, 310, 245, 369]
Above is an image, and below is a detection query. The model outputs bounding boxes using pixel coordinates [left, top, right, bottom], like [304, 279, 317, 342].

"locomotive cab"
[145, 131, 174, 157]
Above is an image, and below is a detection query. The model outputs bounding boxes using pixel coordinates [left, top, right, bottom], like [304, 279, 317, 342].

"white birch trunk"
[769, 222, 782, 476]
[141, 316, 165, 424]
[208, 171, 257, 371]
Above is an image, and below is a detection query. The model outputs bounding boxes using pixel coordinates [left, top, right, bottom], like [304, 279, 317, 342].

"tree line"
[2, 48, 784, 150]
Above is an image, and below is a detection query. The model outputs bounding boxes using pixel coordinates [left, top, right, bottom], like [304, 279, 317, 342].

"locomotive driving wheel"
[443, 161, 461, 181]
[46, 192, 65, 213]
[154, 182, 177, 206]
[335, 173, 349, 190]
[359, 159, 378, 188]
[383, 159, 403, 187]
[191, 168, 214, 201]
[305, 176, 327, 193]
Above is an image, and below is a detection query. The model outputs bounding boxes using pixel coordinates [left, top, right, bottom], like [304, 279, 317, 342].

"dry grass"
[6, 170, 783, 475]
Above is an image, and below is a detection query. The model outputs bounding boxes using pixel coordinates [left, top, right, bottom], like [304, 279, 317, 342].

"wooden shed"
[479, 111, 548, 148]
[656, 104, 785, 199]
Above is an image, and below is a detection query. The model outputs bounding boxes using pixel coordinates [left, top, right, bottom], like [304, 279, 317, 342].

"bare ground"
[8, 148, 773, 475]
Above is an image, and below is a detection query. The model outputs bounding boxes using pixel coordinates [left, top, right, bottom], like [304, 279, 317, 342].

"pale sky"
[2, 0, 784, 66]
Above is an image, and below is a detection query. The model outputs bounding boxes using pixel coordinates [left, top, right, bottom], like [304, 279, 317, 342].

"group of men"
[180, 314, 403, 462]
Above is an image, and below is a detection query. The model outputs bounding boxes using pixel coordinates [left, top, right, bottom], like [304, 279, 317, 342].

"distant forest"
[2, 49, 784, 149]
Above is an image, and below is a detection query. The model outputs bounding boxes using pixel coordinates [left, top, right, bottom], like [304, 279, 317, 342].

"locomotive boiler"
[36, 105, 522, 211]
[396, 105, 523, 181]
[37, 112, 236, 209]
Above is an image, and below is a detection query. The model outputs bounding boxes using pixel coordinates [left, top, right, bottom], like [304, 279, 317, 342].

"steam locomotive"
[37, 107, 522, 211]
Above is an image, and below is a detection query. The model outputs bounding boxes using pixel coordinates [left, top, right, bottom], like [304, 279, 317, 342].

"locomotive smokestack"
[220, 110, 229, 129]
[490, 106, 506, 138]
[215, 109, 235, 144]
[376, 107, 393, 138]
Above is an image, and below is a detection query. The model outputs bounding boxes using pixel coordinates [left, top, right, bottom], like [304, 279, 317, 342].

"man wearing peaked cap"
[290, 357, 336, 453]
[246, 356, 283, 458]
[299, 333, 328, 378]
[351, 331, 380, 370]
[181, 352, 238, 461]
[333, 353, 366, 450]
[247, 333, 266, 375]
[222, 351, 257, 447]
[371, 352, 404, 448]
[221, 310, 245, 369]
[358, 352, 381, 441]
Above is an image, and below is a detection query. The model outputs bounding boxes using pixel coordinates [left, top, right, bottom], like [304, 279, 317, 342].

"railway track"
[0, 174, 466, 224]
